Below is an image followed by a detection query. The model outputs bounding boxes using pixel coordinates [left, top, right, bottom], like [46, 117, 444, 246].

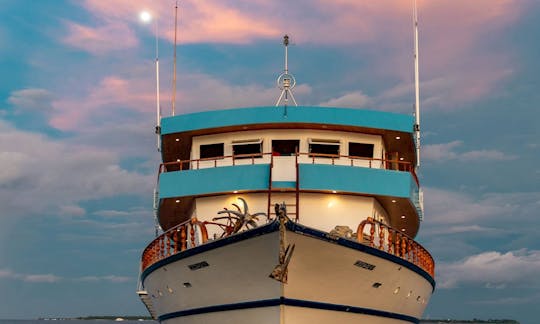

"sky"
[0, 0, 539, 322]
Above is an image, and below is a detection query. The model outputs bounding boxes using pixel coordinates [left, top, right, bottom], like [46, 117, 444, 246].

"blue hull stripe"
[158, 297, 420, 323]
[141, 221, 435, 289]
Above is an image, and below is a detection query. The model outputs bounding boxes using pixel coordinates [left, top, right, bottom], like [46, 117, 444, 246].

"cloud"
[58, 205, 87, 217]
[423, 141, 517, 162]
[0, 269, 132, 284]
[0, 120, 152, 218]
[437, 249, 540, 289]
[427, 225, 497, 236]
[62, 20, 138, 55]
[76, 275, 132, 283]
[93, 210, 131, 217]
[7, 88, 54, 113]
[423, 188, 539, 225]
[319, 91, 371, 108]
[0, 269, 61, 283]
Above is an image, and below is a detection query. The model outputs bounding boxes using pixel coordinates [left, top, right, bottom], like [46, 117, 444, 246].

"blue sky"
[1, 0, 539, 323]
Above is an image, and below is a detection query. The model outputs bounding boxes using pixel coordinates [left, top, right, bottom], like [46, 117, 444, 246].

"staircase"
[267, 154, 300, 221]
[137, 290, 157, 320]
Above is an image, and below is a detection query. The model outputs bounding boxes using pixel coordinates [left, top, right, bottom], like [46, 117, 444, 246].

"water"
[0, 321, 156, 324]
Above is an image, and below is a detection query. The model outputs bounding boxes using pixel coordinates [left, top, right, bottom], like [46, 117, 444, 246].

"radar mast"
[275, 35, 298, 107]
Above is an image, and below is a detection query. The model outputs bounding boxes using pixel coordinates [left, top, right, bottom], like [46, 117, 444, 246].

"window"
[309, 139, 340, 157]
[349, 142, 374, 158]
[200, 143, 224, 159]
[272, 140, 299, 156]
[232, 139, 263, 159]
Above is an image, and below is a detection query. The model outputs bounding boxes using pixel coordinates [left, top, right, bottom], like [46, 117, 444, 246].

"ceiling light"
[395, 136, 401, 140]
[233, 190, 238, 193]
[391, 199, 397, 203]
[401, 215, 406, 219]
[401, 228, 406, 231]
[175, 138, 180, 142]
[332, 190, 337, 194]
[175, 199, 180, 203]
[399, 157, 404, 161]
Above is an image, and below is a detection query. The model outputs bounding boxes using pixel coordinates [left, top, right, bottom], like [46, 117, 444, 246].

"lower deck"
[140, 221, 434, 323]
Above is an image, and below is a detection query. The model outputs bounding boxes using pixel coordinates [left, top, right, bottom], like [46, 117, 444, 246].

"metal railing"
[357, 217, 434, 277]
[158, 152, 418, 185]
[141, 215, 434, 277]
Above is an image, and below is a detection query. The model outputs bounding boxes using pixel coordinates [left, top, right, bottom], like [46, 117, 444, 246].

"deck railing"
[141, 218, 210, 271]
[357, 217, 434, 277]
[141, 216, 434, 278]
[158, 152, 418, 185]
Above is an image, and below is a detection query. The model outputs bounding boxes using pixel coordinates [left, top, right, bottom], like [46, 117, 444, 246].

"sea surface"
[0, 321, 157, 324]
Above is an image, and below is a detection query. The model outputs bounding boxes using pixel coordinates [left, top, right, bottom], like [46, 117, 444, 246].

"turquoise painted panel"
[161, 106, 413, 135]
[299, 164, 415, 198]
[159, 164, 270, 198]
[272, 181, 296, 189]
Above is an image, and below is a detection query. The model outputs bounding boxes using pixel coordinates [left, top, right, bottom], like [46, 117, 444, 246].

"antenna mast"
[413, 0, 421, 168]
[172, 1, 178, 116]
[155, 15, 161, 151]
[275, 35, 298, 107]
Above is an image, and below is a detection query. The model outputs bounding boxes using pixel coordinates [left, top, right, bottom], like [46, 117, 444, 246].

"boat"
[137, 4, 434, 323]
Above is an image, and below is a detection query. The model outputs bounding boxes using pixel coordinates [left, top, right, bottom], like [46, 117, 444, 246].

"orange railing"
[141, 218, 209, 271]
[357, 217, 434, 277]
[158, 152, 418, 185]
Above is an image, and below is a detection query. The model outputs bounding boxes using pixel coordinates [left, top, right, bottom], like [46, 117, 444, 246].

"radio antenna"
[172, 1, 178, 116]
[413, 0, 421, 169]
[275, 35, 298, 107]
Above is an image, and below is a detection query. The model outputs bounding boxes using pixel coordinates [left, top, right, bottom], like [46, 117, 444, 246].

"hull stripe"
[158, 297, 420, 323]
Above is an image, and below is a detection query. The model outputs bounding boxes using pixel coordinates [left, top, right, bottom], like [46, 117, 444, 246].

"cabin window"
[232, 139, 263, 159]
[308, 139, 340, 157]
[200, 143, 224, 159]
[272, 140, 299, 156]
[349, 142, 374, 158]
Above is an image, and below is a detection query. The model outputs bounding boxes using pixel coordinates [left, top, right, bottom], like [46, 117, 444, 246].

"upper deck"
[156, 106, 423, 237]
[160, 106, 416, 165]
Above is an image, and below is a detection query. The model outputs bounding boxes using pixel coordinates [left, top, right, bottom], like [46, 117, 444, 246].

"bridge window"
[200, 143, 224, 159]
[309, 139, 340, 157]
[272, 140, 299, 156]
[349, 142, 374, 158]
[233, 139, 263, 159]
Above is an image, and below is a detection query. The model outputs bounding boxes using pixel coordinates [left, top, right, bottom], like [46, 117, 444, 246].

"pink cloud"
[63, 20, 138, 55]
[50, 76, 153, 130]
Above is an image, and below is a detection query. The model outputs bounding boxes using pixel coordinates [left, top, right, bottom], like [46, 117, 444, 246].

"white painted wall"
[193, 192, 389, 239]
[191, 129, 385, 170]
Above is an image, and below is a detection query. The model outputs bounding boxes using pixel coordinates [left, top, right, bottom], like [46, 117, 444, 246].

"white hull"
[141, 223, 434, 323]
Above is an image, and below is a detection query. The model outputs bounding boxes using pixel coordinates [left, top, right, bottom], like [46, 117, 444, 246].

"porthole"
[183, 282, 192, 288]
[407, 290, 412, 298]
[372, 282, 382, 288]
[416, 296, 421, 302]
[167, 286, 173, 294]
[157, 290, 163, 296]
[393, 287, 400, 294]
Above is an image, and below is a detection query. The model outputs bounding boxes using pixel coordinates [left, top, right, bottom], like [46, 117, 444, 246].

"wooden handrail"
[141, 217, 209, 272]
[357, 217, 434, 277]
